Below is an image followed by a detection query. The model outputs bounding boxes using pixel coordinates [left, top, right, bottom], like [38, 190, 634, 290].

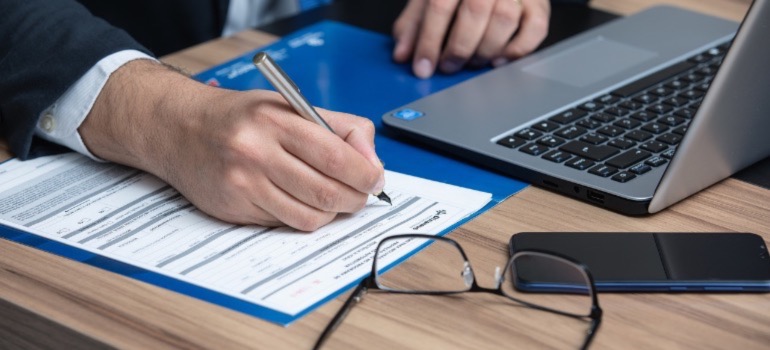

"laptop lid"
[650, 0, 770, 212]
[382, 6, 740, 214]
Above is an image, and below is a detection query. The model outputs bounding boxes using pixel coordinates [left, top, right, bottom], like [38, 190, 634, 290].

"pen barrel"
[253, 52, 335, 133]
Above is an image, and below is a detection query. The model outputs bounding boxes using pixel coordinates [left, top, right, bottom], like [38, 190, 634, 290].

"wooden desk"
[2, 0, 767, 348]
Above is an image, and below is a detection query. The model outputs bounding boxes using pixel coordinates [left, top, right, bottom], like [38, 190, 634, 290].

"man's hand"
[393, 0, 551, 78]
[80, 60, 385, 231]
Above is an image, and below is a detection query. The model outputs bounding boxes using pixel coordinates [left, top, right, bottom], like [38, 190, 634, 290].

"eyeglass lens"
[375, 236, 473, 293]
[375, 236, 594, 317]
[502, 252, 594, 317]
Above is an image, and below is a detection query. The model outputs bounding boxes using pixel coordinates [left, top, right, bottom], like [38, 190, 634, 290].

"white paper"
[0, 153, 491, 316]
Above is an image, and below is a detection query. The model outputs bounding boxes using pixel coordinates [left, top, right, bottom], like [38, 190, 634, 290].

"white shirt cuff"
[35, 50, 156, 161]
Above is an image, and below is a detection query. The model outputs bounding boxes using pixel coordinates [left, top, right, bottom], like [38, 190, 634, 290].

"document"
[0, 153, 491, 324]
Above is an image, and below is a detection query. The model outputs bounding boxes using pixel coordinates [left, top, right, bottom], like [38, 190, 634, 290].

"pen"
[252, 52, 392, 206]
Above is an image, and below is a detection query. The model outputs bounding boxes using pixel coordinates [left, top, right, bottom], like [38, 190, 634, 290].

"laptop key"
[549, 109, 587, 124]
[674, 108, 697, 119]
[665, 79, 689, 90]
[497, 135, 527, 148]
[560, 141, 620, 161]
[611, 171, 637, 183]
[681, 73, 704, 83]
[619, 100, 644, 111]
[611, 61, 696, 97]
[576, 118, 602, 129]
[661, 148, 677, 159]
[641, 141, 668, 153]
[631, 111, 658, 122]
[579, 101, 603, 112]
[693, 82, 711, 92]
[658, 115, 686, 126]
[614, 118, 641, 129]
[604, 107, 629, 117]
[591, 113, 616, 123]
[515, 128, 542, 140]
[625, 130, 653, 142]
[630, 163, 652, 175]
[595, 94, 619, 105]
[565, 157, 595, 170]
[588, 164, 619, 177]
[657, 133, 683, 145]
[633, 94, 658, 104]
[608, 137, 636, 150]
[679, 90, 705, 100]
[647, 104, 673, 114]
[538, 135, 566, 147]
[649, 86, 675, 97]
[520, 143, 550, 156]
[646, 156, 668, 167]
[662, 96, 690, 107]
[580, 133, 609, 145]
[672, 125, 688, 135]
[542, 150, 573, 163]
[555, 125, 587, 139]
[531, 120, 561, 132]
[597, 125, 625, 137]
[642, 122, 669, 134]
[606, 149, 652, 169]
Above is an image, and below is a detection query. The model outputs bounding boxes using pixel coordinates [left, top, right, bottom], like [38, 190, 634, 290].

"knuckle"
[464, 0, 491, 16]
[314, 184, 342, 210]
[322, 148, 346, 175]
[358, 118, 376, 135]
[493, 4, 521, 27]
[528, 15, 550, 36]
[427, 0, 456, 16]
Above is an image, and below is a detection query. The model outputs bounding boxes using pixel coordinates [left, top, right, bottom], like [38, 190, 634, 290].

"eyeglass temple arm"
[580, 316, 602, 350]
[313, 277, 371, 350]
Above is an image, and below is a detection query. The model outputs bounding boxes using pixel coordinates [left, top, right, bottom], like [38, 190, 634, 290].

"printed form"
[0, 153, 491, 319]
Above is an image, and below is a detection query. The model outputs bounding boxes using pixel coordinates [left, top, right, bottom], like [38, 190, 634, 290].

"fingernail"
[368, 155, 384, 170]
[440, 59, 462, 74]
[492, 58, 510, 67]
[371, 174, 386, 195]
[414, 58, 433, 79]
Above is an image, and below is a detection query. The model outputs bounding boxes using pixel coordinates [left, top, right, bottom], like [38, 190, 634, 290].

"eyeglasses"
[314, 234, 603, 349]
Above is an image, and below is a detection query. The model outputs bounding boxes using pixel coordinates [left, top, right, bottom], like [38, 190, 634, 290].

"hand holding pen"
[253, 52, 392, 205]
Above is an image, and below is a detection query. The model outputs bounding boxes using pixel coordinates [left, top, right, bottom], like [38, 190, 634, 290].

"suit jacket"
[0, 0, 231, 160]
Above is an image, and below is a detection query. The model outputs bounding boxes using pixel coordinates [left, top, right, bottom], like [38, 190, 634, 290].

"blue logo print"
[392, 109, 425, 121]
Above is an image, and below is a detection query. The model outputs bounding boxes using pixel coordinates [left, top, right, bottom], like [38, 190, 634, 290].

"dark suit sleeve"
[0, 0, 153, 160]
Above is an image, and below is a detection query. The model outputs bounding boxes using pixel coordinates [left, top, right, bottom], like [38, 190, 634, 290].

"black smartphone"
[509, 232, 770, 292]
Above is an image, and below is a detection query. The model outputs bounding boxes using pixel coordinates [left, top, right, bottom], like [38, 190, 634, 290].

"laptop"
[382, 1, 770, 215]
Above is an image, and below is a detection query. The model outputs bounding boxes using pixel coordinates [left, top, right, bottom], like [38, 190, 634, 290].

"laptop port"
[587, 190, 605, 204]
[542, 180, 559, 189]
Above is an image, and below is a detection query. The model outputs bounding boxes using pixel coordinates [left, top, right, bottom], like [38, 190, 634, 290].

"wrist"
[79, 59, 221, 178]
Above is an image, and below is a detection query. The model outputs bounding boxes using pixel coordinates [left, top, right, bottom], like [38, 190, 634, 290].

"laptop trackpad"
[522, 36, 657, 88]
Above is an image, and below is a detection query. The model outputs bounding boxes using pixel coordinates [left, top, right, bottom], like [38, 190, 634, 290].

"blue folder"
[1, 21, 528, 326]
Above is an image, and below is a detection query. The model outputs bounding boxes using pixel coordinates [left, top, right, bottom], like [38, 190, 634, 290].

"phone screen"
[509, 232, 770, 292]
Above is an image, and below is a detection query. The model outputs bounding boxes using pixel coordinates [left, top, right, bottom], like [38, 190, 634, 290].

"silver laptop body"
[382, 1, 770, 215]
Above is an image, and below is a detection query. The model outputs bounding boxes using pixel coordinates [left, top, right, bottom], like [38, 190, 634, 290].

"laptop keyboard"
[497, 42, 730, 183]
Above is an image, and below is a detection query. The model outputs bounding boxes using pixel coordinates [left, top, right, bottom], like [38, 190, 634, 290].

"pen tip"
[376, 192, 392, 206]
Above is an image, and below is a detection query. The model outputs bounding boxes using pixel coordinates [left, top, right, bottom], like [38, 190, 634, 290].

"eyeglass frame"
[313, 233, 603, 350]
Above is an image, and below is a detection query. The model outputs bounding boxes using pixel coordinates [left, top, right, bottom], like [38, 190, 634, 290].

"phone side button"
[704, 287, 744, 292]
[669, 287, 689, 291]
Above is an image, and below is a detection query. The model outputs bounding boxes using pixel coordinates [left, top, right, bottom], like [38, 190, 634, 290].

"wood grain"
[1, 1, 764, 349]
